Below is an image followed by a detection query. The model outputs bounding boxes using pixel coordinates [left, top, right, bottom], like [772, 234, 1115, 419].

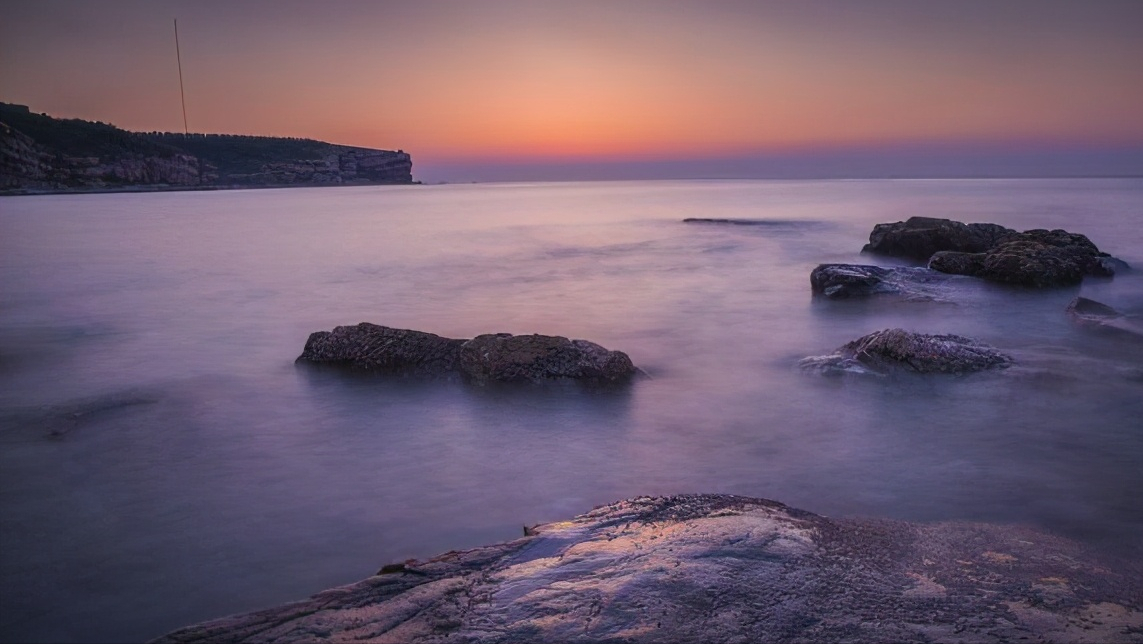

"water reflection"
[1, 180, 1142, 642]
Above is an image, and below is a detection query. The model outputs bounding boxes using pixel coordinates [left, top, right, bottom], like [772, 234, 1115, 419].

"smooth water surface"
[2, 179, 1142, 642]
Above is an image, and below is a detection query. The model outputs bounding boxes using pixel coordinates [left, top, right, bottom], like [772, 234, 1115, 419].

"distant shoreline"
[0, 179, 422, 197]
[4, 175, 1141, 197]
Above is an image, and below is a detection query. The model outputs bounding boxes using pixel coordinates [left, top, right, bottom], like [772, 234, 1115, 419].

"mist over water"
[2, 179, 1142, 643]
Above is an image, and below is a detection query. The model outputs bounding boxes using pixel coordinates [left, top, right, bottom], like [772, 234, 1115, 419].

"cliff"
[0, 103, 413, 193]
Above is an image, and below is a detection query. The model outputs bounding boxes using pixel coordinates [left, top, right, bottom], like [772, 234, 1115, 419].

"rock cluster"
[862, 216, 1126, 287]
[155, 494, 1143, 644]
[297, 323, 637, 384]
[804, 216, 1132, 373]
[800, 328, 1013, 375]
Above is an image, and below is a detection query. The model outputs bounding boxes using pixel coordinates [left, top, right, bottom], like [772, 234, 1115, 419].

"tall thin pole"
[174, 19, 189, 134]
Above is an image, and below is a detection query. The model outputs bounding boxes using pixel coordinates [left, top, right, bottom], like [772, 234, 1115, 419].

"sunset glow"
[2, 0, 1142, 180]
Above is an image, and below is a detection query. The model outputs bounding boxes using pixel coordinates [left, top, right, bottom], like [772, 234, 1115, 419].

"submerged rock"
[297, 323, 637, 384]
[862, 216, 1015, 261]
[1066, 297, 1143, 340]
[154, 494, 1143, 644]
[810, 263, 955, 300]
[682, 217, 822, 228]
[801, 328, 1012, 375]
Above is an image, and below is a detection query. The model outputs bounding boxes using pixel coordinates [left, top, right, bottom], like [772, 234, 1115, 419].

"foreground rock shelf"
[297, 323, 638, 384]
[155, 494, 1143, 644]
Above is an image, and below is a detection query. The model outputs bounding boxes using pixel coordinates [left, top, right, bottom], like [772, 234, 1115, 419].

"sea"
[2, 179, 1141, 643]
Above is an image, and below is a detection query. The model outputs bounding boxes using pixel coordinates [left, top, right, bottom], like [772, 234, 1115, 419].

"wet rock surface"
[1066, 297, 1143, 340]
[930, 229, 1120, 287]
[458, 333, 637, 384]
[810, 264, 957, 300]
[801, 328, 1013, 375]
[297, 323, 637, 384]
[862, 216, 1015, 261]
[154, 494, 1143, 644]
[298, 324, 465, 375]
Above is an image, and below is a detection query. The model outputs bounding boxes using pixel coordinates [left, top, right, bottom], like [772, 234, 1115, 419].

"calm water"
[2, 179, 1142, 642]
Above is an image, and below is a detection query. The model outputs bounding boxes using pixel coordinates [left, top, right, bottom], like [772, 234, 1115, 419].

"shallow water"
[2, 179, 1142, 642]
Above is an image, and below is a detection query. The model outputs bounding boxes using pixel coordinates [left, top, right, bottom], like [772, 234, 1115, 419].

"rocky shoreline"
[154, 494, 1143, 643]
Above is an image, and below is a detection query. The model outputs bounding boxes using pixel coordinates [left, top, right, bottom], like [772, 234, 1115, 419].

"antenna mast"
[174, 18, 189, 134]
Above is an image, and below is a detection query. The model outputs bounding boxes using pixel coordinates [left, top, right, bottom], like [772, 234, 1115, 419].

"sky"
[2, 0, 1142, 182]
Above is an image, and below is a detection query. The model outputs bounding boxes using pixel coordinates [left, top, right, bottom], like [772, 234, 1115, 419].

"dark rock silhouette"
[154, 494, 1143, 644]
[860, 216, 1127, 287]
[930, 229, 1118, 287]
[297, 324, 637, 384]
[298, 324, 463, 375]
[458, 333, 636, 384]
[862, 216, 1014, 260]
[801, 328, 1012, 375]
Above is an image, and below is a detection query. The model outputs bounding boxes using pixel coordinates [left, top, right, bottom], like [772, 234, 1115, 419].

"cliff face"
[0, 103, 413, 192]
[223, 148, 412, 185]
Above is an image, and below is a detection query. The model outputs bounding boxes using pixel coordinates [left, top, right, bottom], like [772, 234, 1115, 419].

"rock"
[682, 218, 823, 228]
[297, 324, 464, 375]
[809, 264, 955, 300]
[1068, 296, 1123, 320]
[458, 333, 636, 384]
[1066, 297, 1143, 340]
[859, 216, 1128, 287]
[297, 324, 638, 384]
[1100, 255, 1133, 274]
[930, 229, 1120, 287]
[801, 328, 1012, 375]
[926, 250, 984, 276]
[862, 216, 1015, 261]
[153, 494, 1143, 644]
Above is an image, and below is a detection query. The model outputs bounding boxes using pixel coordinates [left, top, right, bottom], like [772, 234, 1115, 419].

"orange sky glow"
[2, 0, 1142, 177]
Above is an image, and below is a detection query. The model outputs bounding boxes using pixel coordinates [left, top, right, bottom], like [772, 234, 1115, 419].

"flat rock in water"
[810, 263, 955, 300]
[297, 324, 464, 375]
[154, 494, 1143, 644]
[682, 217, 822, 229]
[801, 328, 1013, 375]
[297, 323, 637, 384]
